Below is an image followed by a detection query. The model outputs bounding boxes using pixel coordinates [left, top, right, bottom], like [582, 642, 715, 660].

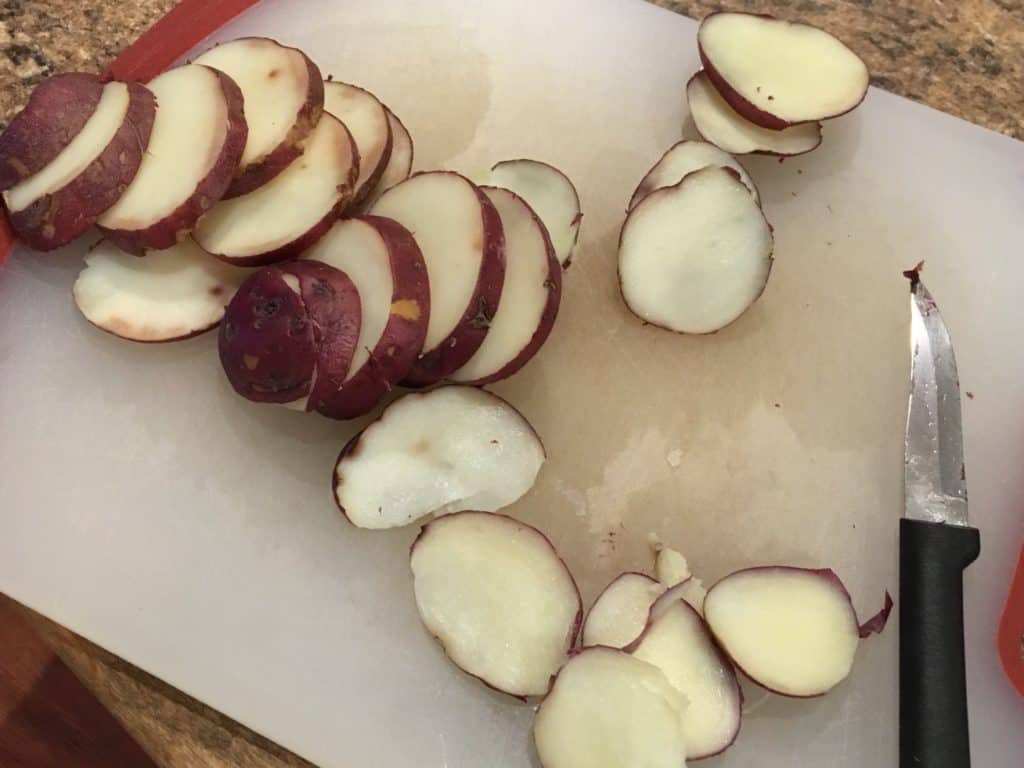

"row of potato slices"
[0, 37, 582, 419]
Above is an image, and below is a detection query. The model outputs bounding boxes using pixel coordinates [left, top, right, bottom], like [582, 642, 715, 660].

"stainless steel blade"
[905, 275, 968, 525]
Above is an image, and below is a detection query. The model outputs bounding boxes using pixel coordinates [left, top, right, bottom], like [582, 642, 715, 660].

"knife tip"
[902, 260, 926, 292]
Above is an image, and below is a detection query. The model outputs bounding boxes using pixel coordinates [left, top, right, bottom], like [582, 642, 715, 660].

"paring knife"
[901, 270, 981, 767]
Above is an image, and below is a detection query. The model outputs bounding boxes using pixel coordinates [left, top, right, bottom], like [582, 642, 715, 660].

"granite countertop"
[1, 0, 1021, 138]
[3, 1, 1023, 767]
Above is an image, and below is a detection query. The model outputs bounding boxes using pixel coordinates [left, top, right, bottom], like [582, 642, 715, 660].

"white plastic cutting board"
[2, 0, 1023, 765]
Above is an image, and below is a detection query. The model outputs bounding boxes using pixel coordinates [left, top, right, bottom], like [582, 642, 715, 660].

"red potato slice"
[582, 572, 665, 649]
[363, 107, 413, 204]
[656, 578, 708, 617]
[687, 72, 822, 157]
[72, 238, 244, 343]
[629, 140, 758, 210]
[333, 386, 544, 529]
[301, 216, 429, 420]
[703, 567, 892, 697]
[323, 81, 392, 205]
[698, 12, 869, 129]
[97, 64, 247, 254]
[449, 186, 561, 385]
[194, 37, 323, 197]
[626, 599, 743, 760]
[489, 159, 581, 268]
[369, 172, 505, 386]
[0, 73, 105, 190]
[193, 113, 358, 266]
[410, 511, 582, 697]
[219, 266, 318, 404]
[277, 260, 362, 410]
[533, 647, 687, 768]
[4, 81, 156, 251]
[618, 165, 773, 334]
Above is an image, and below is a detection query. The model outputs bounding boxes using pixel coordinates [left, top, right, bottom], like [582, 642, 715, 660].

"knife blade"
[901, 270, 980, 768]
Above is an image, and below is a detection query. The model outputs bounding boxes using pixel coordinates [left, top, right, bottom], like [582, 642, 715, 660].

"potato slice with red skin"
[98, 65, 247, 254]
[629, 140, 758, 210]
[449, 186, 561, 385]
[410, 511, 582, 698]
[489, 159, 581, 268]
[5, 81, 156, 251]
[323, 81, 392, 206]
[277, 260, 362, 411]
[703, 566, 891, 697]
[195, 37, 323, 198]
[333, 386, 544, 529]
[626, 598, 743, 760]
[0, 73, 105, 190]
[73, 238, 244, 343]
[533, 647, 687, 768]
[698, 12, 869, 129]
[219, 267, 318, 404]
[302, 216, 429, 420]
[369, 172, 505, 386]
[362, 107, 413, 205]
[194, 113, 358, 266]
[582, 572, 665, 649]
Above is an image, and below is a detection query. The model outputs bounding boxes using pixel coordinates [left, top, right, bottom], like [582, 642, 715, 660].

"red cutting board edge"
[0, 0, 261, 267]
[999, 540, 1024, 696]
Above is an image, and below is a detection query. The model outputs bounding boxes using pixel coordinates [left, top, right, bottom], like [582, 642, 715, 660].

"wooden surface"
[0, 1, 1021, 767]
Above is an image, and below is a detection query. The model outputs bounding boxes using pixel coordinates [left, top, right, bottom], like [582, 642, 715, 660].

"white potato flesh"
[194, 38, 312, 168]
[631, 600, 741, 759]
[629, 140, 758, 211]
[583, 573, 665, 649]
[371, 108, 413, 196]
[489, 159, 580, 267]
[98, 66, 229, 230]
[699, 12, 869, 124]
[73, 238, 244, 342]
[370, 173, 485, 352]
[302, 218, 393, 381]
[193, 114, 355, 260]
[411, 511, 580, 696]
[4, 82, 129, 212]
[703, 567, 861, 696]
[323, 81, 390, 199]
[334, 386, 545, 529]
[655, 578, 709, 617]
[450, 187, 554, 383]
[655, 545, 692, 587]
[687, 72, 822, 156]
[618, 165, 773, 334]
[534, 648, 687, 768]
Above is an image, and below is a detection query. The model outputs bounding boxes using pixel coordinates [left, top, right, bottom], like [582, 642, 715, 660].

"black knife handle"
[900, 518, 980, 768]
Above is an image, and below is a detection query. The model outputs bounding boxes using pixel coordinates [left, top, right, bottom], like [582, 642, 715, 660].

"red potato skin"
[697, 12, 868, 130]
[278, 260, 362, 411]
[686, 72, 823, 158]
[315, 215, 430, 420]
[221, 41, 325, 198]
[409, 510, 584, 701]
[9, 82, 157, 252]
[100, 68, 248, 255]
[204, 117, 360, 267]
[0, 73, 105, 190]
[219, 266, 318, 404]
[623, 598, 744, 759]
[627, 139, 761, 211]
[455, 187, 562, 386]
[402, 178, 506, 387]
